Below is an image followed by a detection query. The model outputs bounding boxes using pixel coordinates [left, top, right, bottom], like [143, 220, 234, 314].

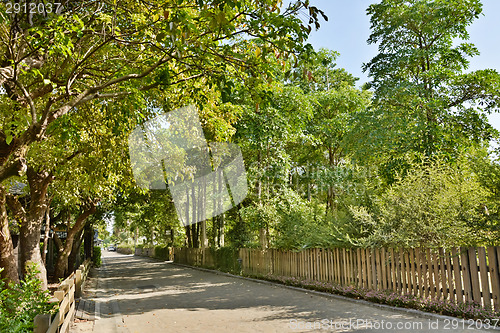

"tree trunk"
[201, 220, 207, 248]
[41, 202, 51, 264]
[326, 146, 337, 214]
[259, 227, 267, 249]
[0, 186, 19, 285]
[19, 167, 52, 290]
[54, 203, 96, 279]
[219, 213, 224, 247]
[185, 225, 192, 248]
[83, 223, 93, 260]
[307, 165, 311, 202]
[68, 229, 84, 272]
[192, 222, 199, 248]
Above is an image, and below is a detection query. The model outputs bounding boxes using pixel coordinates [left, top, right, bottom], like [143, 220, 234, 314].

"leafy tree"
[350, 156, 493, 247]
[0, 0, 326, 284]
[358, 0, 500, 181]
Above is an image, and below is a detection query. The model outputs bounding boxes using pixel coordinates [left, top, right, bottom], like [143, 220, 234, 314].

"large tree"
[358, 0, 500, 180]
[0, 0, 326, 285]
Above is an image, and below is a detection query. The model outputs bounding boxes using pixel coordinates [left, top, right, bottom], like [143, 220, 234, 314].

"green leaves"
[0, 265, 56, 332]
[361, 0, 498, 171]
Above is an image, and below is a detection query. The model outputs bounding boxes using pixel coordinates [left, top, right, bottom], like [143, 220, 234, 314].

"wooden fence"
[174, 247, 500, 311]
[174, 247, 215, 267]
[34, 259, 92, 333]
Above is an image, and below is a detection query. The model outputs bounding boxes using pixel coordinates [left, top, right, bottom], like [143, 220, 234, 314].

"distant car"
[108, 245, 117, 251]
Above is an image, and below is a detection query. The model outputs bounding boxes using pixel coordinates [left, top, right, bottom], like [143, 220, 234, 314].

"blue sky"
[305, 0, 500, 130]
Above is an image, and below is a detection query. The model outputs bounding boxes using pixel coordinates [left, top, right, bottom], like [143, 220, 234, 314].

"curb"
[170, 262, 500, 331]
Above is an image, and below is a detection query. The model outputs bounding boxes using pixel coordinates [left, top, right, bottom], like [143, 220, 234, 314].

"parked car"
[108, 245, 117, 251]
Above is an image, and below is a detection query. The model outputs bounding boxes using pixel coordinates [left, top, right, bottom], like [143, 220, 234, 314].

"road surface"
[71, 250, 490, 333]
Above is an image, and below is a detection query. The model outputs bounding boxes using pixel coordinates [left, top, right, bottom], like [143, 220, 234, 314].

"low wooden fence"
[34, 259, 92, 333]
[174, 247, 215, 267]
[174, 247, 500, 311]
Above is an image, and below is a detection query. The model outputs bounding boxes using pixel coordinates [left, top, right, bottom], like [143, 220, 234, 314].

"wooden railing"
[174, 247, 500, 311]
[33, 259, 92, 333]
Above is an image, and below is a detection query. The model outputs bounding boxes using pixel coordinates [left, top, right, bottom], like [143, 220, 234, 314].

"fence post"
[75, 269, 82, 298]
[33, 314, 51, 333]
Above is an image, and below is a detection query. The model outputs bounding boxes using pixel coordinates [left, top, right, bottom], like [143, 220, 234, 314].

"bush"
[350, 158, 492, 247]
[93, 246, 102, 267]
[117, 247, 133, 254]
[0, 265, 57, 332]
[154, 246, 170, 260]
[212, 247, 240, 273]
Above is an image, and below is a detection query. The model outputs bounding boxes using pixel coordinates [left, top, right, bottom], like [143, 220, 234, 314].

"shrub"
[212, 247, 240, 273]
[154, 246, 170, 260]
[351, 158, 492, 247]
[93, 246, 102, 267]
[0, 265, 57, 332]
[117, 247, 133, 254]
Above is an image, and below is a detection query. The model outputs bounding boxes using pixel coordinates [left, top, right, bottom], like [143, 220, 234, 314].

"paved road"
[72, 250, 489, 333]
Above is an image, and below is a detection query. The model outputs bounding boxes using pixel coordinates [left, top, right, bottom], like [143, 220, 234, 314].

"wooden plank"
[326, 249, 330, 282]
[47, 310, 61, 333]
[444, 249, 455, 302]
[330, 249, 335, 283]
[451, 248, 463, 303]
[54, 290, 65, 302]
[375, 248, 381, 290]
[468, 248, 481, 303]
[371, 248, 377, 290]
[460, 247, 472, 302]
[360, 248, 366, 288]
[390, 248, 396, 291]
[295, 250, 299, 278]
[333, 248, 337, 283]
[323, 249, 327, 282]
[366, 249, 373, 290]
[349, 249, 354, 284]
[307, 250, 311, 280]
[318, 249, 322, 281]
[311, 249, 315, 280]
[396, 249, 403, 293]
[33, 314, 51, 333]
[316, 248, 320, 281]
[391, 249, 398, 292]
[421, 249, 429, 298]
[478, 247, 491, 309]
[409, 249, 417, 296]
[357, 249, 361, 287]
[438, 248, 447, 300]
[60, 300, 75, 333]
[294, 250, 298, 278]
[404, 249, 411, 295]
[432, 250, 441, 299]
[426, 248, 435, 299]
[414, 248, 421, 296]
[488, 247, 500, 311]
[342, 248, 347, 285]
[330, 249, 335, 282]
[348, 249, 353, 284]
[381, 248, 387, 290]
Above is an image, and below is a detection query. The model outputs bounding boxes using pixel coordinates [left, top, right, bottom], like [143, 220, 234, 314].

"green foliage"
[154, 246, 171, 261]
[93, 246, 102, 267]
[350, 156, 494, 247]
[241, 188, 336, 249]
[357, 0, 500, 179]
[210, 247, 240, 274]
[0, 265, 56, 333]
